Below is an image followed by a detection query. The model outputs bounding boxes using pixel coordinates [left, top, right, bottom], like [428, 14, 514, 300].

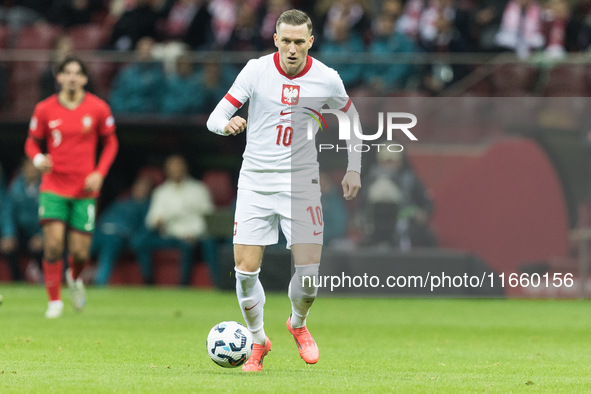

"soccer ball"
[206, 321, 253, 368]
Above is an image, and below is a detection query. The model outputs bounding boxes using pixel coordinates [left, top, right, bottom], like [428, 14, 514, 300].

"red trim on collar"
[273, 52, 313, 80]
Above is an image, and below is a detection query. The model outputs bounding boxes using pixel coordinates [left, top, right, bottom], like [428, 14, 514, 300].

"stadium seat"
[152, 249, 182, 286]
[0, 257, 12, 282]
[0, 25, 10, 49]
[542, 64, 590, 97]
[7, 61, 46, 119]
[69, 24, 109, 51]
[190, 263, 214, 288]
[490, 64, 539, 96]
[108, 253, 144, 285]
[14, 25, 62, 50]
[202, 170, 235, 207]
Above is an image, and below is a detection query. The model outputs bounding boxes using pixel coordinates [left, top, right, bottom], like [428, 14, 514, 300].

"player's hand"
[36, 154, 53, 173]
[84, 171, 104, 192]
[341, 171, 361, 200]
[0, 237, 17, 253]
[224, 116, 247, 136]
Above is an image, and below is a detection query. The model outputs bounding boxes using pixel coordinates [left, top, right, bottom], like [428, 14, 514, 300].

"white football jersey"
[215, 52, 357, 192]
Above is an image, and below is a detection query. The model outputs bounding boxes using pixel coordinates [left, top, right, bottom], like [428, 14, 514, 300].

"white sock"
[288, 264, 320, 328]
[235, 267, 266, 344]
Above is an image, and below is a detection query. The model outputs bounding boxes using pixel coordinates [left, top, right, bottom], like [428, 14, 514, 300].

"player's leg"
[281, 191, 323, 363]
[286, 244, 321, 364]
[234, 244, 272, 371]
[289, 244, 322, 327]
[233, 189, 278, 371]
[66, 198, 95, 311]
[67, 230, 91, 311]
[39, 192, 68, 318]
[42, 221, 66, 318]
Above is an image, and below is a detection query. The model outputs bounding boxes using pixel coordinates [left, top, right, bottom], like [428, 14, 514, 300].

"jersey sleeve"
[326, 71, 352, 112]
[28, 104, 48, 140]
[327, 70, 361, 173]
[224, 59, 256, 109]
[98, 102, 116, 136]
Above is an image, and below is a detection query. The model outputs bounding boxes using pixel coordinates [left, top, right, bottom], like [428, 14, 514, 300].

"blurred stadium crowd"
[1, 0, 591, 117]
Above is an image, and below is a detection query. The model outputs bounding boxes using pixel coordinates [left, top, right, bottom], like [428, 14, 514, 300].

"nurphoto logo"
[306, 108, 418, 152]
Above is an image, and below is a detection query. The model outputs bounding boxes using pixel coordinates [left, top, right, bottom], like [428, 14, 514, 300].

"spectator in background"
[224, 2, 263, 51]
[134, 155, 213, 285]
[418, 0, 457, 51]
[362, 148, 436, 251]
[365, 5, 417, 93]
[195, 61, 233, 113]
[49, 0, 104, 28]
[108, 0, 163, 51]
[109, 37, 165, 114]
[163, 57, 232, 115]
[396, 0, 426, 42]
[259, 0, 291, 50]
[40, 35, 74, 100]
[162, 54, 201, 115]
[496, 0, 544, 58]
[160, 0, 213, 50]
[182, 0, 214, 50]
[319, 171, 348, 247]
[321, 0, 368, 41]
[91, 174, 153, 286]
[470, 0, 508, 52]
[566, 0, 591, 51]
[0, 0, 52, 33]
[208, 0, 241, 49]
[542, 0, 570, 58]
[0, 158, 43, 282]
[319, 19, 364, 89]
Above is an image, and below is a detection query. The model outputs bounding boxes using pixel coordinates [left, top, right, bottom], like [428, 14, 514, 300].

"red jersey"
[26, 93, 118, 198]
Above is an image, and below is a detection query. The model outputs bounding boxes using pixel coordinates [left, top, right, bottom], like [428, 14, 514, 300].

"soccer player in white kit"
[207, 9, 362, 371]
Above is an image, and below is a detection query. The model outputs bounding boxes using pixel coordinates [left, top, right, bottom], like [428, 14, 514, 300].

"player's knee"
[44, 242, 63, 261]
[294, 255, 320, 267]
[234, 256, 261, 272]
[71, 249, 90, 263]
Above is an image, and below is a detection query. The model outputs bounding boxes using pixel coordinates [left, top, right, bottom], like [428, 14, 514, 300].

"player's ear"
[308, 35, 314, 49]
[81, 75, 88, 88]
[273, 33, 279, 49]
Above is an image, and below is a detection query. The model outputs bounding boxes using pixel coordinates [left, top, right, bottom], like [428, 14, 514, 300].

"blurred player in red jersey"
[25, 56, 119, 318]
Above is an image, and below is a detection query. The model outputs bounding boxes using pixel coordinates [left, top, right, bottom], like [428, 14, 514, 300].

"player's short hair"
[55, 56, 88, 77]
[276, 9, 313, 36]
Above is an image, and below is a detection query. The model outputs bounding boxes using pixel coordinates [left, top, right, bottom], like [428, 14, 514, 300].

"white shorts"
[233, 189, 324, 248]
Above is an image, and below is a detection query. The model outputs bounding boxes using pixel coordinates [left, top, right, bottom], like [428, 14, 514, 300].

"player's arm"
[341, 99, 362, 200]
[206, 97, 247, 136]
[24, 109, 52, 173]
[206, 60, 254, 136]
[86, 111, 119, 192]
[328, 74, 362, 200]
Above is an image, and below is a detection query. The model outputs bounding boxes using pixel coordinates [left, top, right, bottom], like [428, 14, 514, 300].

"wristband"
[33, 154, 45, 168]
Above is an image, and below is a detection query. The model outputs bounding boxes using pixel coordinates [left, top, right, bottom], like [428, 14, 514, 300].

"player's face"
[57, 61, 88, 94]
[274, 23, 314, 76]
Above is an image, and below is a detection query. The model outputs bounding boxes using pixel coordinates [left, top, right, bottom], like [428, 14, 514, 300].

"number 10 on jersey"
[276, 125, 293, 147]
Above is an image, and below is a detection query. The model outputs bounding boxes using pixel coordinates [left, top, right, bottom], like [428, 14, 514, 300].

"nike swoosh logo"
[280, 109, 293, 116]
[48, 120, 62, 128]
[245, 302, 259, 311]
[313, 231, 323, 236]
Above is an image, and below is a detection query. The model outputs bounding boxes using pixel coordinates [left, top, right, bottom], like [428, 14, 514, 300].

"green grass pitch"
[1, 284, 591, 393]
